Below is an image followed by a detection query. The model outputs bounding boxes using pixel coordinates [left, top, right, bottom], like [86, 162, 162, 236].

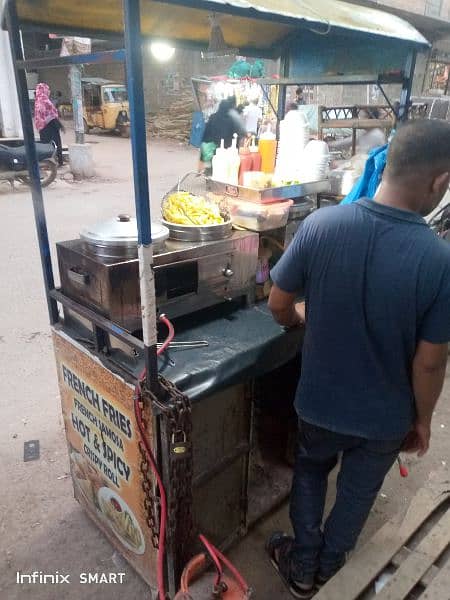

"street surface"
[1, 129, 449, 599]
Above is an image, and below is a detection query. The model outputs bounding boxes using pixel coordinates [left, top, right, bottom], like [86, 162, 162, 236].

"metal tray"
[161, 219, 232, 242]
[207, 178, 331, 203]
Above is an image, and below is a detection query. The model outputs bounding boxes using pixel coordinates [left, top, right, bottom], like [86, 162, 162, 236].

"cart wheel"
[83, 118, 91, 134]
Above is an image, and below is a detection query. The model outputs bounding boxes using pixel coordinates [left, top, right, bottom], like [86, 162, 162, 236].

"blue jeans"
[290, 419, 403, 577]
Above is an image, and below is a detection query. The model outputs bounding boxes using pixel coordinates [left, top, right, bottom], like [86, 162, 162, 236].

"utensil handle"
[68, 267, 90, 286]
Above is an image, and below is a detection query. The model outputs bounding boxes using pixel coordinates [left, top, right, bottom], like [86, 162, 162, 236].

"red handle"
[397, 456, 409, 478]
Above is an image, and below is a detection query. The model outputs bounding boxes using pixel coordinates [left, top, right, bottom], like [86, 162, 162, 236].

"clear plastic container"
[227, 198, 293, 232]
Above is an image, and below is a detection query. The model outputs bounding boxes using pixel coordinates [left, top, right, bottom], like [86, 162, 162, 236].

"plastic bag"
[200, 141, 217, 163]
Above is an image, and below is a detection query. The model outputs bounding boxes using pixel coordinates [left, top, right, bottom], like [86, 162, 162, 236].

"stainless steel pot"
[80, 214, 169, 258]
[161, 219, 232, 242]
[289, 198, 316, 220]
[329, 169, 360, 196]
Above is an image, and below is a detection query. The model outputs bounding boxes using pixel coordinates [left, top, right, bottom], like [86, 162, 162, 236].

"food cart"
[3, 1, 429, 598]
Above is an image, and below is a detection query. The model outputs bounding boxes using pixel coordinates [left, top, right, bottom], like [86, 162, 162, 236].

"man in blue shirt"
[266, 120, 450, 598]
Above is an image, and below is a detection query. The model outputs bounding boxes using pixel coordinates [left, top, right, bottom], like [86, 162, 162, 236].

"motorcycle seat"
[0, 143, 55, 162]
[0, 143, 55, 170]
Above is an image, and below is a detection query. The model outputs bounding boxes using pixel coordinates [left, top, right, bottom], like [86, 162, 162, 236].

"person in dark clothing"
[199, 97, 247, 173]
[202, 96, 247, 149]
[296, 86, 305, 106]
[236, 102, 248, 115]
[39, 120, 64, 167]
[266, 119, 450, 598]
[34, 82, 64, 167]
[286, 102, 299, 113]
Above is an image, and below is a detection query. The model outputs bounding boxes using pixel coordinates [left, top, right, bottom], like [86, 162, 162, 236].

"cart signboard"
[53, 329, 156, 586]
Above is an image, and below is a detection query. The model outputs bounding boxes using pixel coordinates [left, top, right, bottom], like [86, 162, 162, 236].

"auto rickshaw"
[82, 77, 130, 137]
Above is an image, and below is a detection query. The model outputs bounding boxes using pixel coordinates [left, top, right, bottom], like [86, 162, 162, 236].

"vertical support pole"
[159, 422, 177, 596]
[398, 50, 417, 122]
[276, 52, 289, 137]
[318, 106, 324, 141]
[351, 128, 357, 156]
[5, 0, 59, 325]
[70, 65, 85, 144]
[420, 49, 432, 95]
[122, 0, 158, 392]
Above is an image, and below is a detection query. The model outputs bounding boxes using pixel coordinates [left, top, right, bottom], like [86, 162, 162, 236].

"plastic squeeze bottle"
[212, 139, 228, 182]
[250, 136, 262, 172]
[227, 134, 241, 185]
[239, 139, 253, 186]
[259, 125, 277, 174]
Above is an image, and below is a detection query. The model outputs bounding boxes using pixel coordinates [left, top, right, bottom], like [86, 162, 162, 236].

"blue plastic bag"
[341, 144, 388, 204]
[190, 111, 205, 148]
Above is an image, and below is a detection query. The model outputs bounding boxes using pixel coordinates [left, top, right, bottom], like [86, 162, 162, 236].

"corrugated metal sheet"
[207, 0, 429, 45]
[6, 0, 429, 51]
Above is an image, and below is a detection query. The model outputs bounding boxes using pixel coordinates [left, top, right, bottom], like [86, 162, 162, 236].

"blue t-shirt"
[271, 199, 450, 440]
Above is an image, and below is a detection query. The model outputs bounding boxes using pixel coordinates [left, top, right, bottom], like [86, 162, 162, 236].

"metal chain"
[157, 376, 194, 564]
[138, 375, 194, 562]
[138, 406, 161, 549]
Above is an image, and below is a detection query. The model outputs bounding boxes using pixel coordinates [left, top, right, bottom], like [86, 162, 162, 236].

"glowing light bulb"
[150, 42, 175, 62]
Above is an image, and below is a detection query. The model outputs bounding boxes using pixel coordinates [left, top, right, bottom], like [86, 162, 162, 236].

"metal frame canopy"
[2, 0, 429, 392]
[4, 0, 429, 55]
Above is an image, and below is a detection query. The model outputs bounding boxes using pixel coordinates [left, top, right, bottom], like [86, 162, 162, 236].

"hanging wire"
[297, 1, 331, 35]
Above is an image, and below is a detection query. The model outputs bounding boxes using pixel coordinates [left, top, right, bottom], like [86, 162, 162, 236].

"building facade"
[281, 0, 450, 113]
[384, 0, 450, 95]
[376, 0, 450, 20]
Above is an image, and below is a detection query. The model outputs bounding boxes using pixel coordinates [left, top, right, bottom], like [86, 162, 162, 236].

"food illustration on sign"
[70, 447, 105, 510]
[98, 487, 145, 554]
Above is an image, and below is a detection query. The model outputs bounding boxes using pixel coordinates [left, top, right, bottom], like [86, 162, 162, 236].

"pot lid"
[80, 214, 169, 247]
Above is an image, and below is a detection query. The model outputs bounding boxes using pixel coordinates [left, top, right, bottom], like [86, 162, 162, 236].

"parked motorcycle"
[0, 142, 57, 188]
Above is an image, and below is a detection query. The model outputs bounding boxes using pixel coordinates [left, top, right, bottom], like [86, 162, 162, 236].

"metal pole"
[17, 49, 126, 70]
[277, 53, 289, 122]
[259, 84, 278, 120]
[122, 0, 158, 392]
[18, 28, 25, 58]
[69, 64, 85, 144]
[421, 50, 432, 95]
[398, 50, 417, 122]
[5, 0, 59, 325]
[377, 83, 396, 115]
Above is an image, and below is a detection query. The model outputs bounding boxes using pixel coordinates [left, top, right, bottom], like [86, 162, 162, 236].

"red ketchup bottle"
[239, 141, 253, 186]
[250, 136, 262, 172]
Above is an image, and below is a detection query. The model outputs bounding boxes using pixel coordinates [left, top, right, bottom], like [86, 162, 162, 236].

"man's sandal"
[266, 532, 315, 599]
